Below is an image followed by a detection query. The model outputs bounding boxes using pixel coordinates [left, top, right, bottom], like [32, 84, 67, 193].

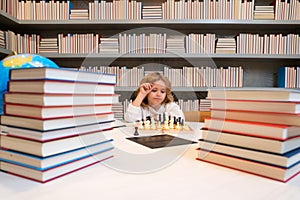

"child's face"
[147, 80, 167, 108]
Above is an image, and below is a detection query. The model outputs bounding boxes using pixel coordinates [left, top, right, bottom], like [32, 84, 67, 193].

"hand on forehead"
[152, 80, 167, 89]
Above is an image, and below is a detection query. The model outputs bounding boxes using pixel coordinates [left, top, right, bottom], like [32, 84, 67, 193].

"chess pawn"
[157, 121, 162, 130]
[138, 121, 144, 130]
[150, 120, 156, 130]
[144, 120, 151, 130]
[164, 120, 170, 130]
[169, 118, 174, 129]
[176, 121, 181, 130]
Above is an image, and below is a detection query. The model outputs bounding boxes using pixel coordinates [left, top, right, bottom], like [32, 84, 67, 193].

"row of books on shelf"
[2, 0, 300, 20]
[0, 67, 119, 183]
[79, 65, 244, 88]
[278, 66, 300, 88]
[197, 88, 300, 182]
[3, 29, 300, 55]
[236, 33, 300, 55]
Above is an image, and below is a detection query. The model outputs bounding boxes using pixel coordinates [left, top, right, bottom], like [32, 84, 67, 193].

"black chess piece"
[134, 126, 139, 136]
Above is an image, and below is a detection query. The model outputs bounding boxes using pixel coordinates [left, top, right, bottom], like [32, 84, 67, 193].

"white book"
[10, 67, 117, 84]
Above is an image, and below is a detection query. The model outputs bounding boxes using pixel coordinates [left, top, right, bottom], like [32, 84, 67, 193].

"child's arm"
[124, 103, 143, 122]
[132, 83, 153, 107]
[124, 83, 153, 122]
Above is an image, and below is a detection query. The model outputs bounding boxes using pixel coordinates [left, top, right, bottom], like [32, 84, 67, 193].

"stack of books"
[39, 37, 59, 53]
[99, 37, 119, 54]
[197, 88, 300, 182]
[0, 67, 119, 183]
[253, 5, 275, 20]
[0, 30, 5, 48]
[199, 99, 211, 112]
[215, 37, 236, 54]
[69, 9, 89, 20]
[166, 36, 185, 54]
[142, 5, 162, 19]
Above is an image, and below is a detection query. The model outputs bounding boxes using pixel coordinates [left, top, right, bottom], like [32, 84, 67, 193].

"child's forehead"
[153, 80, 167, 89]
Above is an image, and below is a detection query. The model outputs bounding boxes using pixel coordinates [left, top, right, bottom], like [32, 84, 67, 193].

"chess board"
[127, 134, 197, 149]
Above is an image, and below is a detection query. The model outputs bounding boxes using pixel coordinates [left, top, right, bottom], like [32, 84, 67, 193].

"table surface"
[0, 122, 299, 200]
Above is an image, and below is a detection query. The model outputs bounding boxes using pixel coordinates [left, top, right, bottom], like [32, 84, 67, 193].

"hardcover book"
[0, 131, 113, 157]
[0, 112, 115, 131]
[211, 109, 300, 126]
[207, 88, 300, 101]
[0, 121, 115, 141]
[196, 151, 300, 182]
[210, 99, 300, 114]
[201, 129, 300, 154]
[0, 150, 113, 183]
[9, 67, 117, 84]
[4, 93, 120, 106]
[198, 140, 300, 168]
[204, 118, 300, 140]
[8, 80, 115, 94]
[0, 141, 113, 170]
[4, 103, 113, 119]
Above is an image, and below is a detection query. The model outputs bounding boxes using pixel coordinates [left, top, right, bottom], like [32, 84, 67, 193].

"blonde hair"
[135, 72, 174, 108]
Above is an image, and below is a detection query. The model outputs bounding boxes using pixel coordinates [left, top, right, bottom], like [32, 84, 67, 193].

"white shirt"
[124, 102, 185, 122]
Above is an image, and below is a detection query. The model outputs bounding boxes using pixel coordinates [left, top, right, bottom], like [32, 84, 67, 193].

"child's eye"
[161, 90, 166, 93]
[152, 89, 157, 92]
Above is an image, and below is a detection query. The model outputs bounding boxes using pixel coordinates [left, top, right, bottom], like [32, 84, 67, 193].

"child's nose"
[156, 91, 162, 96]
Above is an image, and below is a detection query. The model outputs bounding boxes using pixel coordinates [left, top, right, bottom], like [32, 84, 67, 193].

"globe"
[0, 53, 59, 114]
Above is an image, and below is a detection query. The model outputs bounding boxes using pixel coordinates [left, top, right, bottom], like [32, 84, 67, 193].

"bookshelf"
[0, 0, 300, 107]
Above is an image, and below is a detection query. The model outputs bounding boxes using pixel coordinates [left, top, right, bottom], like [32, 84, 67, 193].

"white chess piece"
[150, 118, 156, 130]
[138, 121, 144, 130]
[144, 120, 150, 130]
[176, 121, 181, 130]
[164, 120, 169, 130]
[169, 118, 174, 129]
[157, 121, 162, 130]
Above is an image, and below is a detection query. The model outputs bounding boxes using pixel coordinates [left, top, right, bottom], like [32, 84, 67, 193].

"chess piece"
[138, 120, 144, 130]
[176, 121, 181, 130]
[164, 120, 170, 130]
[150, 117, 156, 130]
[144, 120, 151, 130]
[157, 121, 162, 130]
[169, 117, 174, 129]
[134, 126, 139, 136]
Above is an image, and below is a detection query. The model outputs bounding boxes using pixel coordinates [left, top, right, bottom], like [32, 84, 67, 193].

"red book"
[8, 80, 115, 94]
[4, 93, 119, 106]
[0, 150, 113, 183]
[0, 112, 115, 131]
[203, 118, 300, 140]
[211, 108, 300, 126]
[196, 150, 300, 183]
[210, 99, 300, 114]
[0, 130, 114, 157]
[201, 129, 300, 154]
[4, 103, 113, 119]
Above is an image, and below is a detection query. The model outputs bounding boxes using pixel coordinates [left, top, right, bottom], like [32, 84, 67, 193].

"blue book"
[0, 147, 113, 183]
[0, 140, 113, 171]
[198, 139, 300, 168]
[278, 66, 287, 88]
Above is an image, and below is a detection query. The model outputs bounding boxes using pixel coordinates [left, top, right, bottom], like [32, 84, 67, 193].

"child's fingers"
[142, 83, 153, 90]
